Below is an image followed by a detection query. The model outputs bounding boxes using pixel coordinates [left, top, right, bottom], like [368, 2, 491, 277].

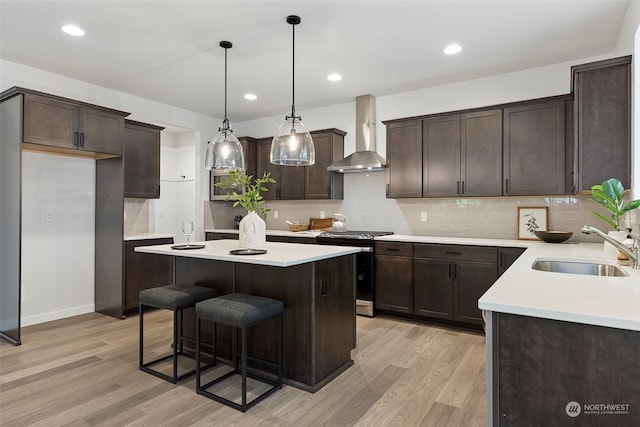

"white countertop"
[135, 239, 360, 267]
[478, 242, 640, 331]
[375, 234, 530, 247]
[205, 228, 323, 238]
[124, 233, 175, 241]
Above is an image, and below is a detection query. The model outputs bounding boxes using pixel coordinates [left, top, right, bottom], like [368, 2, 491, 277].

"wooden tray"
[309, 217, 333, 230]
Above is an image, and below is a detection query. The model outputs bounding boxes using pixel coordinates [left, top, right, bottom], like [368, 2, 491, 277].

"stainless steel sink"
[532, 259, 629, 277]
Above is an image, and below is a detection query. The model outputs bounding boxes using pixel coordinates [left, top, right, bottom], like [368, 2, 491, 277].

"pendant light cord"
[291, 21, 296, 120]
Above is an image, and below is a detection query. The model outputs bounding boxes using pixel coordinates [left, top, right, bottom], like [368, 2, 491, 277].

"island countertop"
[135, 239, 361, 267]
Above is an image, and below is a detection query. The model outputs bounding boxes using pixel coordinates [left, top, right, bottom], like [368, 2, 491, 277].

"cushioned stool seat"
[139, 284, 217, 383]
[195, 293, 284, 412]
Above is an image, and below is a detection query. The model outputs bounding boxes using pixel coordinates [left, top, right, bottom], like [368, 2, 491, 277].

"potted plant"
[215, 169, 275, 250]
[589, 178, 640, 258]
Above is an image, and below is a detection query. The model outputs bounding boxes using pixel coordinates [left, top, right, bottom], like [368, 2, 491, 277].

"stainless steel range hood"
[327, 94, 387, 173]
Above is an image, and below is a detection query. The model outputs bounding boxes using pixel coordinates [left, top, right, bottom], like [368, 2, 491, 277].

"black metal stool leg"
[139, 303, 144, 369]
[196, 316, 201, 390]
[242, 326, 247, 409]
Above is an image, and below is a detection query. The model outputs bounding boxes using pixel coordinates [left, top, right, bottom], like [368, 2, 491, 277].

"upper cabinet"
[210, 136, 258, 200]
[124, 119, 164, 199]
[572, 56, 631, 192]
[386, 120, 423, 198]
[20, 90, 127, 157]
[256, 129, 345, 200]
[503, 100, 566, 196]
[422, 109, 502, 197]
[304, 129, 345, 199]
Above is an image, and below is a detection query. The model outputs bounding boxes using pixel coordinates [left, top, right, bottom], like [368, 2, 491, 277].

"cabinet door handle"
[386, 248, 400, 252]
[499, 252, 504, 268]
[445, 251, 461, 255]
[448, 263, 452, 278]
[456, 181, 460, 195]
[73, 132, 79, 147]
[453, 264, 458, 279]
[79, 133, 85, 147]
[386, 184, 389, 197]
[461, 181, 465, 195]
[505, 178, 510, 194]
[569, 171, 576, 193]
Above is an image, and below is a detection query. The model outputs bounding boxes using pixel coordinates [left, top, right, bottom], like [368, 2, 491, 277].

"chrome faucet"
[581, 225, 638, 269]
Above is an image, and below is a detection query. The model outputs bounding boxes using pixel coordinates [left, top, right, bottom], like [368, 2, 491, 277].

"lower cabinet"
[123, 238, 174, 315]
[414, 244, 498, 326]
[498, 247, 526, 277]
[205, 232, 239, 240]
[377, 241, 500, 327]
[375, 242, 413, 313]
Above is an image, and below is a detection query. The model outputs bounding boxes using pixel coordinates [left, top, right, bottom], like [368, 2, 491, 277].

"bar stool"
[139, 284, 217, 383]
[195, 293, 284, 412]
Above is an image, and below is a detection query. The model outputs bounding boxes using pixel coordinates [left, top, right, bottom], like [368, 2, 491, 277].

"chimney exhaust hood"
[327, 94, 387, 173]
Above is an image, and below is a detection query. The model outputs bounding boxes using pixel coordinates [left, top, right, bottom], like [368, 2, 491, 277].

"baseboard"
[21, 304, 96, 327]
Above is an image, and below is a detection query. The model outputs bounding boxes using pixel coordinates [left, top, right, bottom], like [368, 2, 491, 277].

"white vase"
[603, 230, 628, 260]
[239, 211, 266, 249]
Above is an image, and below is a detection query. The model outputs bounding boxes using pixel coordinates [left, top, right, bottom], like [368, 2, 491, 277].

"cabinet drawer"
[375, 241, 413, 257]
[414, 244, 496, 262]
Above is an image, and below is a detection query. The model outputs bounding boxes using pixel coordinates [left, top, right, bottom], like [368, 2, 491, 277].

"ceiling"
[0, 0, 630, 122]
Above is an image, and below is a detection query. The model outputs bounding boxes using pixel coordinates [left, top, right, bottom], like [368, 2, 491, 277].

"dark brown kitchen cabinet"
[124, 120, 163, 199]
[205, 232, 239, 240]
[571, 56, 631, 192]
[256, 129, 345, 200]
[422, 114, 460, 197]
[22, 91, 127, 157]
[375, 242, 413, 314]
[503, 100, 566, 196]
[123, 238, 174, 314]
[210, 136, 258, 200]
[257, 137, 304, 199]
[494, 313, 640, 426]
[498, 247, 526, 277]
[305, 129, 345, 199]
[385, 120, 422, 198]
[422, 110, 502, 197]
[413, 244, 497, 325]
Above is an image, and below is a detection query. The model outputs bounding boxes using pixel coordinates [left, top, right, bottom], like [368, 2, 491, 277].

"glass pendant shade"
[205, 40, 245, 172]
[270, 117, 315, 166]
[205, 125, 245, 171]
[270, 15, 315, 166]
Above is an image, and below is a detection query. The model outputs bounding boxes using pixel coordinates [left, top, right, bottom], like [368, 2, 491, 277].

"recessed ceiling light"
[444, 44, 462, 55]
[61, 24, 85, 37]
[244, 93, 257, 101]
[327, 73, 342, 82]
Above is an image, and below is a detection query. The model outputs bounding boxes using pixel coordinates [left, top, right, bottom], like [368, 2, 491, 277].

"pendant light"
[270, 15, 315, 166]
[205, 41, 245, 171]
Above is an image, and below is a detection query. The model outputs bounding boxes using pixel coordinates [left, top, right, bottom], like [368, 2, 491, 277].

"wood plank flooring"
[0, 311, 486, 426]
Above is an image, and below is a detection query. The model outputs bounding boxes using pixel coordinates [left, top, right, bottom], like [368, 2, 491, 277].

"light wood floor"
[0, 311, 486, 426]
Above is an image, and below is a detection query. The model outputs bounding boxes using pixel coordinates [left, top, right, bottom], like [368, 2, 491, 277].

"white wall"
[21, 152, 95, 326]
[149, 131, 197, 244]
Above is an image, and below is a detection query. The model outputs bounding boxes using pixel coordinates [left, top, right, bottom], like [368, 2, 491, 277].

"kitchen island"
[479, 242, 640, 426]
[136, 239, 360, 392]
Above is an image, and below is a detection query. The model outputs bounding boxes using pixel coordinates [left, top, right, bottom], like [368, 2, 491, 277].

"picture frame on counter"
[517, 206, 548, 240]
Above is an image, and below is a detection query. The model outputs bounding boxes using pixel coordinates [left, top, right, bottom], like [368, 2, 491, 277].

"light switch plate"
[420, 212, 428, 222]
[45, 210, 54, 222]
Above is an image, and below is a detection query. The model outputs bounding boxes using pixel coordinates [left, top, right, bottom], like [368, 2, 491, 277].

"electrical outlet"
[274, 211, 279, 219]
[420, 212, 428, 222]
[320, 211, 325, 219]
[45, 210, 54, 222]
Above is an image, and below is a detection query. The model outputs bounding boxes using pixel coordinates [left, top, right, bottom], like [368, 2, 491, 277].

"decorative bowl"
[534, 230, 573, 243]
[287, 222, 309, 232]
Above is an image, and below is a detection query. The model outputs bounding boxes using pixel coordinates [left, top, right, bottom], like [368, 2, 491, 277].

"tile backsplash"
[124, 198, 150, 235]
[205, 172, 639, 243]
